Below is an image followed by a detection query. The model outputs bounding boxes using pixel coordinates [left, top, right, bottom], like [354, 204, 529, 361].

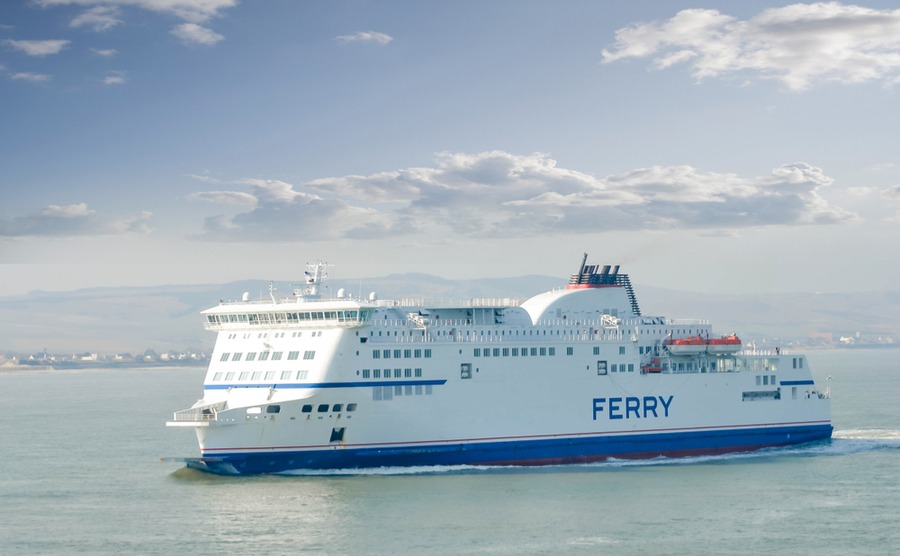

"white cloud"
[171, 23, 224, 45]
[883, 184, 900, 200]
[91, 48, 118, 57]
[0, 203, 153, 237]
[35, 1, 236, 46]
[189, 151, 856, 242]
[70, 6, 122, 31]
[10, 72, 51, 83]
[336, 31, 394, 45]
[34, 0, 237, 24]
[103, 70, 126, 84]
[4, 39, 70, 56]
[602, 3, 900, 91]
[186, 190, 258, 206]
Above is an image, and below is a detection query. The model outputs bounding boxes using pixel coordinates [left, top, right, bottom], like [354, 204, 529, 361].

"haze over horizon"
[2, 1, 899, 296]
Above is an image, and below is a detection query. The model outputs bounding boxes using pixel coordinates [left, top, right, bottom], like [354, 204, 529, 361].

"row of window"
[471, 345, 627, 358]
[372, 384, 433, 400]
[372, 348, 433, 359]
[211, 370, 310, 382]
[360, 368, 423, 379]
[208, 310, 374, 326]
[301, 402, 357, 413]
[219, 350, 316, 362]
[756, 374, 778, 386]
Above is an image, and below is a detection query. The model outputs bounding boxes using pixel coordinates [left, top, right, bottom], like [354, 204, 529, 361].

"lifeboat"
[664, 334, 741, 355]
[706, 334, 742, 354]
[641, 358, 663, 373]
[664, 335, 708, 355]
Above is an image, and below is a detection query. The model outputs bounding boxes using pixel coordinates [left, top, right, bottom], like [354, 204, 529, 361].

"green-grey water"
[1, 349, 898, 554]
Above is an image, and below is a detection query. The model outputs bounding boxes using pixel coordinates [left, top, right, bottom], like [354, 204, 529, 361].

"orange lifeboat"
[664, 334, 741, 355]
[706, 334, 742, 354]
[664, 335, 708, 355]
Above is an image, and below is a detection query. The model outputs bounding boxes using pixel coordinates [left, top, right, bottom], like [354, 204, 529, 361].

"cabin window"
[474, 348, 481, 357]
[251, 371, 262, 380]
[219, 353, 230, 362]
[231, 352, 242, 362]
[224, 372, 234, 381]
[566, 347, 574, 356]
[404, 349, 412, 358]
[619, 347, 626, 355]
[512, 348, 519, 356]
[245, 352, 257, 361]
[593, 347, 600, 355]
[415, 368, 422, 377]
[301, 404, 313, 413]
[492, 348, 500, 357]
[303, 351, 315, 360]
[502, 348, 510, 357]
[281, 371, 292, 380]
[266, 405, 281, 414]
[394, 349, 402, 359]
[404, 369, 412, 378]
[288, 351, 300, 360]
[317, 404, 329, 413]
[383, 350, 391, 359]
[296, 370, 308, 380]
[271, 352, 283, 361]
[374, 369, 381, 378]
[212, 372, 223, 381]
[597, 361, 608, 376]
[239, 372, 250, 380]
[424, 349, 432, 358]
[362, 369, 370, 378]
[332, 404, 343, 412]
[373, 351, 380, 359]
[259, 352, 270, 361]
[414, 349, 422, 358]
[347, 403, 357, 412]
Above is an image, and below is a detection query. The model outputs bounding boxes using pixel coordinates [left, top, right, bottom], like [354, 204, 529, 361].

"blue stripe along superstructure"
[204, 379, 448, 390]
[191, 422, 833, 474]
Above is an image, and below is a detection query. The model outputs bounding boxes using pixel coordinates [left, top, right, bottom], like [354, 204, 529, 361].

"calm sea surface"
[1, 349, 898, 555]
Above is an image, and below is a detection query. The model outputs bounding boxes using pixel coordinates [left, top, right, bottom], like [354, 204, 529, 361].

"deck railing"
[171, 402, 227, 422]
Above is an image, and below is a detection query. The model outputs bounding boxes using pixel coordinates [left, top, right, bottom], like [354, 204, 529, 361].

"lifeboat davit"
[665, 334, 741, 355]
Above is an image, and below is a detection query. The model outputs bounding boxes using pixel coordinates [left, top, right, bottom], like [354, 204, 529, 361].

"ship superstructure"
[167, 256, 832, 474]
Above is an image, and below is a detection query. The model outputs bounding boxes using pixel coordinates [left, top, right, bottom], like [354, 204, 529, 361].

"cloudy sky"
[2, 0, 899, 296]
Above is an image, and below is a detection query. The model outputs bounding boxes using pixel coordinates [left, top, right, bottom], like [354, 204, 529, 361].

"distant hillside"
[1, 274, 897, 354]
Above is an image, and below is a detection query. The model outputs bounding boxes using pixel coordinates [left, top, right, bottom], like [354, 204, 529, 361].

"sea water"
[1, 349, 898, 555]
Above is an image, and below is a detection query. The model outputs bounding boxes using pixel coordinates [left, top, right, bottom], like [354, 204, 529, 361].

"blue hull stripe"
[780, 380, 814, 386]
[204, 379, 447, 390]
[192, 423, 834, 475]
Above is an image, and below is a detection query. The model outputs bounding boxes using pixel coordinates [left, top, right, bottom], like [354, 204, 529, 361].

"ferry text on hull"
[167, 256, 832, 475]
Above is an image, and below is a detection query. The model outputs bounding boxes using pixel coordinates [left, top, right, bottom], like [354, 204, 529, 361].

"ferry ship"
[167, 256, 832, 475]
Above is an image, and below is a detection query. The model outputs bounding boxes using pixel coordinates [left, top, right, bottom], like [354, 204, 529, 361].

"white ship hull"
[168, 258, 832, 474]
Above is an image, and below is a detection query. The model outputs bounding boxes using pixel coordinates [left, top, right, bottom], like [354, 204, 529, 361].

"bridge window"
[301, 404, 312, 413]
[317, 404, 329, 413]
[266, 405, 281, 414]
[347, 403, 357, 412]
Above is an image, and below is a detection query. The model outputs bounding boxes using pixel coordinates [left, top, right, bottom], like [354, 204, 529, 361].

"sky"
[1, 0, 899, 296]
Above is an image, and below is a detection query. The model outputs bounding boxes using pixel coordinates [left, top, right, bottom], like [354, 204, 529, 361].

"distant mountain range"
[1, 274, 897, 354]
